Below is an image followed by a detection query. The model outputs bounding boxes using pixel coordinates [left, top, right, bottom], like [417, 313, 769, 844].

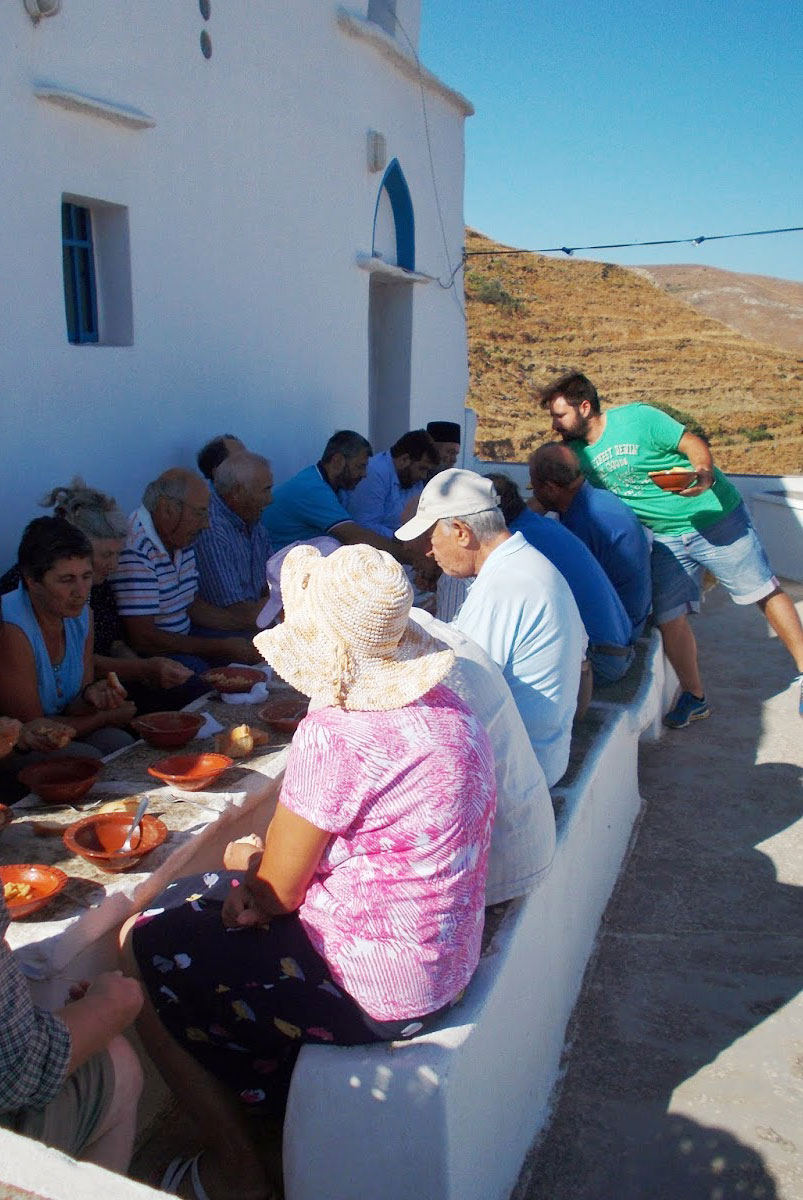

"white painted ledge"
[356, 253, 433, 283]
[33, 81, 156, 129]
[336, 9, 474, 117]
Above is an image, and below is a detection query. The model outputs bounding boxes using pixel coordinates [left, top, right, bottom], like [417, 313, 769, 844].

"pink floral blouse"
[279, 684, 496, 1021]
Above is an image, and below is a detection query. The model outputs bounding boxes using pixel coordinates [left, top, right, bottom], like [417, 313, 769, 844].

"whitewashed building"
[0, 0, 473, 563]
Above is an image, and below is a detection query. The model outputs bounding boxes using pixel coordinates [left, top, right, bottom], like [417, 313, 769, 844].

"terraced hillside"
[465, 229, 803, 474]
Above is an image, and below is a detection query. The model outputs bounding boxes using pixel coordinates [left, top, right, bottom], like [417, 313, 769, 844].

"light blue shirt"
[1, 584, 89, 714]
[343, 450, 423, 538]
[453, 533, 587, 787]
[194, 487, 271, 607]
[262, 464, 353, 551]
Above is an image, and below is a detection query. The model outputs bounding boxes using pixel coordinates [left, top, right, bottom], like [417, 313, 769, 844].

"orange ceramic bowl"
[648, 469, 697, 493]
[1, 863, 68, 918]
[63, 812, 168, 874]
[147, 752, 233, 792]
[17, 757, 101, 804]
[131, 711, 204, 749]
[257, 696, 309, 735]
[201, 667, 265, 695]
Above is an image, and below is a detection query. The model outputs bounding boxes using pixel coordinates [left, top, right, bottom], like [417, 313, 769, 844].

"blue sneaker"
[664, 691, 710, 729]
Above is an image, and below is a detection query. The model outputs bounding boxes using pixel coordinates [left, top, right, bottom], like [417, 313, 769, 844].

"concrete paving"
[514, 581, 803, 1200]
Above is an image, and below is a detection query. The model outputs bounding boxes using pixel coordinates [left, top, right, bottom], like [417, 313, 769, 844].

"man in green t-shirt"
[539, 372, 803, 727]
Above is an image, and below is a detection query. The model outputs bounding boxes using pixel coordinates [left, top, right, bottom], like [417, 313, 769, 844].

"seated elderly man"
[0, 725, 144, 1167]
[196, 434, 246, 482]
[487, 473, 636, 686]
[192, 451, 273, 637]
[529, 443, 652, 639]
[344, 430, 440, 537]
[112, 469, 259, 670]
[397, 469, 587, 788]
[263, 430, 429, 573]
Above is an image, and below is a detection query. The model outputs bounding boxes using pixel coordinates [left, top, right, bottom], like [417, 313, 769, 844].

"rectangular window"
[62, 202, 99, 344]
[61, 195, 133, 347]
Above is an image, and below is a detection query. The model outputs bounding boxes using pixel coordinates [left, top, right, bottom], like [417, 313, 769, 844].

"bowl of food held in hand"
[147, 752, 233, 792]
[201, 667, 265, 695]
[214, 724, 273, 758]
[648, 467, 698, 492]
[63, 812, 168, 874]
[131, 711, 204, 749]
[1, 863, 69, 918]
[258, 695, 309, 735]
[17, 757, 101, 805]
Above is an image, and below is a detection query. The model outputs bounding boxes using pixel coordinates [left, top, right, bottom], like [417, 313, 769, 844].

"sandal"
[161, 1154, 211, 1200]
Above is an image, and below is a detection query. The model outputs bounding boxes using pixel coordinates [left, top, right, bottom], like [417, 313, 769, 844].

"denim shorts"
[651, 503, 778, 625]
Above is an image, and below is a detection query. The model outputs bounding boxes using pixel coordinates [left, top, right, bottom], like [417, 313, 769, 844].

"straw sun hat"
[253, 543, 455, 711]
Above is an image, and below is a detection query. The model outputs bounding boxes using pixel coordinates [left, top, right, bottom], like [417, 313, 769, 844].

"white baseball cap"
[395, 469, 501, 541]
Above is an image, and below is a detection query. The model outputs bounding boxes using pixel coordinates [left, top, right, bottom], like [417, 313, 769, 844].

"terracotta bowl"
[131, 711, 204, 749]
[1, 863, 68, 918]
[0, 805, 11, 836]
[17, 757, 101, 804]
[147, 752, 233, 792]
[63, 812, 168, 874]
[648, 469, 698, 493]
[201, 667, 265, 695]
[258, 696, 309, 735]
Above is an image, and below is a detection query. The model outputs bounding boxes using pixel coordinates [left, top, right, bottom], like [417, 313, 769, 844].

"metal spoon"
[116, 794, 150, 855]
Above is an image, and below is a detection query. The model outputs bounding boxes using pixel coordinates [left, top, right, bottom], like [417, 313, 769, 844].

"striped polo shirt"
[111, 506, 198, 635]
[194, 486, 271, 608]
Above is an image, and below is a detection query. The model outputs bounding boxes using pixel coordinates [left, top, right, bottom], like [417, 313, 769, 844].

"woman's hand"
[223, 834, 264, 872]
[98, 700, 137, 728]
[0, 717, 22, 759]
[83, 677, 128, 711]
[221, 876, 272, 930]
[142, 657, 194, 690]
[17, 718, 76, 753]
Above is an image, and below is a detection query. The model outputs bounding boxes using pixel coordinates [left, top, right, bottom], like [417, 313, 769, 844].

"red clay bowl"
[131, 711, 204, 749]
[17, 757, 101, 804]
[0, 805, 11, 836]
[257, 696, 309, 735]
[648, 469, 698, 493]
[201, 667, 265, 695]
[1, 863, 69, 918]
[147, 752, 233, 792]
[63, 813, 168, 874]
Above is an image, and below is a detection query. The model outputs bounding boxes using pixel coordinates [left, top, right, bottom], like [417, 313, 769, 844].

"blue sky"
[419, 1, 803, 282]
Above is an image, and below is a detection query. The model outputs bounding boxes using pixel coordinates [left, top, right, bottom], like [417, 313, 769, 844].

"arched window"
[371, 159, 415, 272]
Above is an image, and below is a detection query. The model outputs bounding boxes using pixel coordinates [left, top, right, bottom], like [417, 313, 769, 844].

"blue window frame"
[62, 202, 98, 344]
[372, 159, 415, 271]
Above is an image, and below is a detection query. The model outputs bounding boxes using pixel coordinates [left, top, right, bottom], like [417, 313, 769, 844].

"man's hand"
[142, 657, 194, 690]
[680, 467, 715, 497]
[220, 638, 261, 666]
[85, 971, 144, 1025]
[223, 834, 264, 871]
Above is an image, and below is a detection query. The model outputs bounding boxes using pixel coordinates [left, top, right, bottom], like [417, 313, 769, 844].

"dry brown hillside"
[465, 228, 803, 474]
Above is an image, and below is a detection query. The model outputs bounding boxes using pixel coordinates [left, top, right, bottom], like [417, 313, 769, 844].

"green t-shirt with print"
[569, 404, 742, 536]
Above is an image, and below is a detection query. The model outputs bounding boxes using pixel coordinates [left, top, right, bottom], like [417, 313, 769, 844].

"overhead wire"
[464, 224, 803, 258]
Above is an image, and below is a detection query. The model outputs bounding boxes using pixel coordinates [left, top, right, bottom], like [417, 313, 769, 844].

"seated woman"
[120, 543, 496, 1200]
[0, 518, 136, 760]
[0, 480, 200, 712]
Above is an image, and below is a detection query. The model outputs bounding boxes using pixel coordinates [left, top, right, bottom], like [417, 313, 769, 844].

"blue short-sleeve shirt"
[262, 465, 353, 551]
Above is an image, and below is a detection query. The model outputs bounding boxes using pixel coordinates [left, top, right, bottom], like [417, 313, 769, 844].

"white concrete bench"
[283, 630, 677, 1200]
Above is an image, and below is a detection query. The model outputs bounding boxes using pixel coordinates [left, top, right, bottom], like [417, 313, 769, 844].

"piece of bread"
[106, 670, 127, 699]
[214, 724, 272, 758]
[97, 797, 142, 815]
